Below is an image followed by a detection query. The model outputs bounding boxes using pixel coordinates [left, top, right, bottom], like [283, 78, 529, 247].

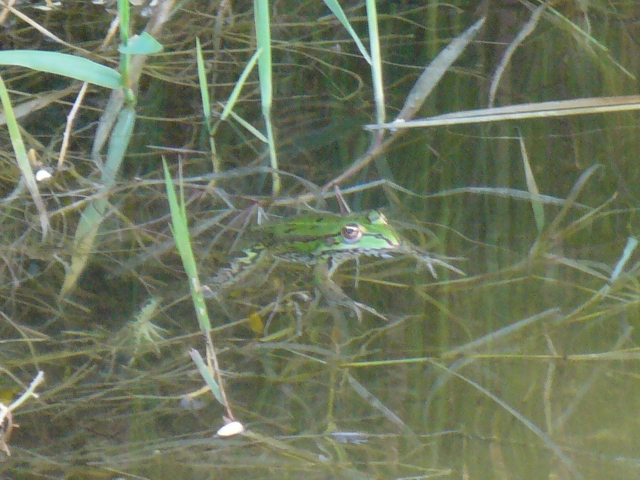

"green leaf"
[119, 32, 163, 54]
[189, 348, 224, 405]
[323, 0, 372, 64]
[0, 50, 121, 89]
[221, 48, 262, 121]
[0, 75, 49, 237]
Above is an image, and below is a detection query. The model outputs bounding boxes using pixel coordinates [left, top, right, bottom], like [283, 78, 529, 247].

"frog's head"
[322, 210, 402, 254]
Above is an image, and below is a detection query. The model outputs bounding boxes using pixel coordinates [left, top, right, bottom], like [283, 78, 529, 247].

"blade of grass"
[118, 32, 163, 54]
[189, 348, 223, 405]
[0, 51, 121, 89]
[195, 37, 219, 172]
[164, 160, 236, 420]
[92, 0, 172, 161]
[518, 134, 544, 233]
[366, 0, 385, 126]
[59, 197, 108, 299]
[346, 373, 420, 445]
[0, 75, 50, 238]
[196, 39, 263, 172]
[489, 4, 545, 107]
[60, 107, 137, 298]
[62, 1, 168, 294]
[162, 158, 211, 334]
[220, 48, 262, 122]
[324, 17, 485, 190]
[58, 83, 89, 169]
[544, 3, 634, 80]
[544, 163, 600, 236]
[254, 0, 280, 194]
[227, 109, 268, 143]
[528, 163, 600, 269]
[118, 0, 131, 90]
[196, 38, 211, 123]
[323, 0, 372, 64]
[397, 16, 485, 122]
[367, 95, 640, 130]
[609, 237, 639, 285]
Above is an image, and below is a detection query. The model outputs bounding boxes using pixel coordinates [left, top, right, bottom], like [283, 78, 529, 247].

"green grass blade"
[347, 374, 419, 443]
[103, 107, 136, 186]
[254, 1, 272, 114]
[397, 16, 485, 122]
[118, 32, 163, 54]
[609, 237, 638, 285]
[545, 163, 600, 235]
[163, 158, 212, 334]
[189, 348, 224, 405]
[220, 47, 262, 121]
[0, 51, 121, 89]
[118, 0, 131, 88]
[196, 37, 212, 127]
[366, 0, 385, 124]
[59, 198, 108, 299]
[60, 107, 136, 299]
[323, 0, 372, 64]
[254, 0, 280, 194]
[228, 109, 268, 143]
[196, 37, 220, 171]
[519, 134, 544, 233]
[0, 75, 50, 238]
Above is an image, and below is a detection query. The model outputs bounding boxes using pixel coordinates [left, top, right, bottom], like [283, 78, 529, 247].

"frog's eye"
[341, 223, 363, 243]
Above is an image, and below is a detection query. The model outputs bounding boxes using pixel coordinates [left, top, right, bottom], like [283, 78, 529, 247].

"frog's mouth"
[322, 232, 402, 249]
[320, 245, 401, 258]
[367, 232, 402, 248]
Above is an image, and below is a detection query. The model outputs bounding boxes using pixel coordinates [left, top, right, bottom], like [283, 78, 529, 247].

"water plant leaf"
[59, 107, 136, 298]
[0, 51, 121, 89]
[396, 16, 485, 122]
[323, 0, 372, 64]
[220, 48, 262, 122]
[368, 96, 640, 131]
[189, 348, 224, 405]
[0, 75, 50, 238]
[519, 134, 545, 233]
[118, 32, 163, 54]
[366, 0, 385, 124]
[254, 0, 280, 193]
[162, 158, 211, 334]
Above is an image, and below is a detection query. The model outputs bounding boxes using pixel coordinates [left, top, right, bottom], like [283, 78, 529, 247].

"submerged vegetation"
[2, 1, 640, 478]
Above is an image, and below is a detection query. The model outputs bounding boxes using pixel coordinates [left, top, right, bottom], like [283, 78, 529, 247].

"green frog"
[206, 210, 461, 319]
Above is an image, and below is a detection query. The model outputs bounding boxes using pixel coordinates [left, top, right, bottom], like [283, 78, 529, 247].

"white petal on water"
[35, 169, 52, 182]
[217, 421, 245, 437]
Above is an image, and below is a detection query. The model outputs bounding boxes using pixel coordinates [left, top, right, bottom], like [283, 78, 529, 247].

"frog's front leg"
[312, 259, 386, 322]
[313, 259, 349, 303]
[203, 248, 271, 319]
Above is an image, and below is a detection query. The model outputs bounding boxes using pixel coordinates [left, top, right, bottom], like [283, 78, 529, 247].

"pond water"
[2, 2, 640, 479]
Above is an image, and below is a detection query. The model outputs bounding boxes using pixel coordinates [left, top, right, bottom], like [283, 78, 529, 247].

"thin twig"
[58, 82, 89, 169]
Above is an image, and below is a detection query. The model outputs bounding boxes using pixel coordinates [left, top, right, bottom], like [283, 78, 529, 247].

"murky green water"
[3, 2, 640, 479]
